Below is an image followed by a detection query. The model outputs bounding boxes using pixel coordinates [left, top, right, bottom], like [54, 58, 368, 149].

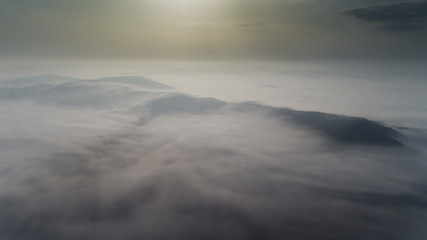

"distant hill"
[0, 74, 402, 147]
[95, 76, 173, 90]
[1, 74, 80, 86]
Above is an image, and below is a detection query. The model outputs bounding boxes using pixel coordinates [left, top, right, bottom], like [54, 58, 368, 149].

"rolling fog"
[2, 0, 427, 238]
[0, 65, 427, 239]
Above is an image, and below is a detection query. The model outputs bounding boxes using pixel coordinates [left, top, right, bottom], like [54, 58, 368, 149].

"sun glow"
[151, 0, 224, 14]
[167, 0, 215, 7]
[171, 0, 208, 6]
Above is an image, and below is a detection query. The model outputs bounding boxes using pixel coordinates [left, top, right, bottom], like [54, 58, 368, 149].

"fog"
[1, 61, 426, 124]
[1, 67, 427, 239]
[2, 0, 426, 237]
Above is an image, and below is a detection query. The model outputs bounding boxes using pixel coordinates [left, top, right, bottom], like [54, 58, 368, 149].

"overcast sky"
[1, 0, 426, 61]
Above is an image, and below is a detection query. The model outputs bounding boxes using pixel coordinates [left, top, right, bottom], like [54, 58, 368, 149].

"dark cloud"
[0, 75, 427, 239]
[344, 1, 427, 32]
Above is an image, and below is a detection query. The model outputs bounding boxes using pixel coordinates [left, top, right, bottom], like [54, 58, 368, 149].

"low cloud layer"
[344, 1, 427, 32]
[1, 75, 427, 239]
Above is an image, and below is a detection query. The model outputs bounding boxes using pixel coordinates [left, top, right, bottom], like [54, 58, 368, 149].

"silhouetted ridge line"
[95, 76, 173, 90]
[232, 102, 402, 146]
[276, 109, 402, 146]
[1, 75, 403, 146]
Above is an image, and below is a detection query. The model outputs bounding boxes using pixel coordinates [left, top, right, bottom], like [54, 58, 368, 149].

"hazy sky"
[1, 0, 426, 60]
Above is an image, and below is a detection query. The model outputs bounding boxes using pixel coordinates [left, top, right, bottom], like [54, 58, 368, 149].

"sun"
[173, 0, 203, 5]
[152, 0, 222, 11]
[169, 0, 212, 6]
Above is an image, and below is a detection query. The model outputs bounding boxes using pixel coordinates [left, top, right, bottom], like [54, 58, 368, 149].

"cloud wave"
[0, 75, 426, 240]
